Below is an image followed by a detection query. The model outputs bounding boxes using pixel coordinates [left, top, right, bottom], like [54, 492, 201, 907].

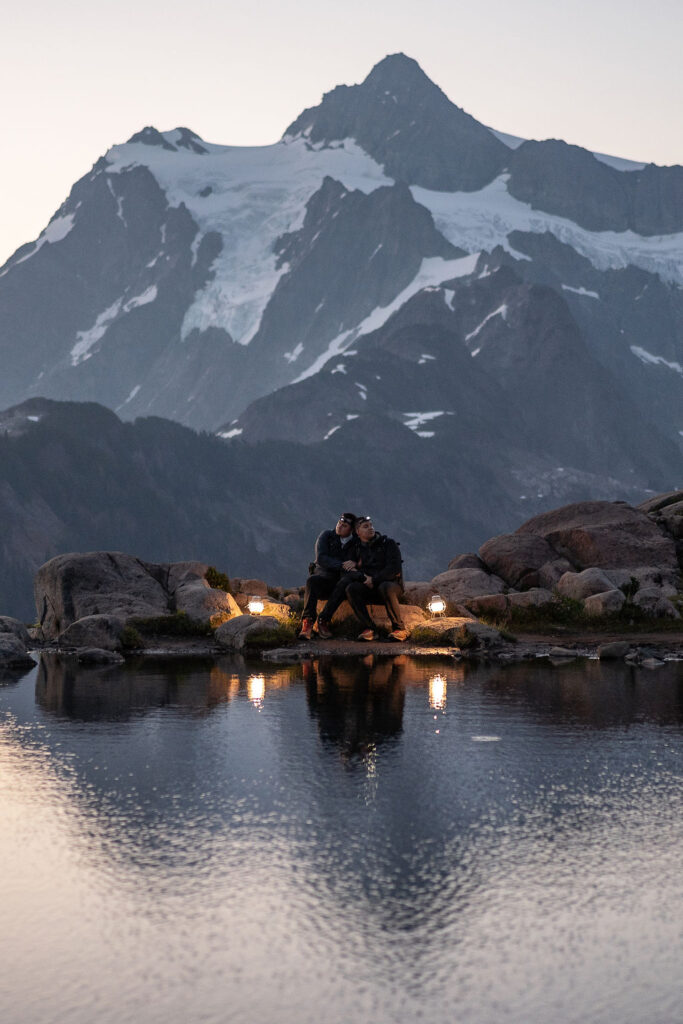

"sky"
[2, 0, 682, 266]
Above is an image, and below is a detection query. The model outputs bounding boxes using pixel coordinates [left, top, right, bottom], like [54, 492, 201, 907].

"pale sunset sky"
[2, 0, 681, 266]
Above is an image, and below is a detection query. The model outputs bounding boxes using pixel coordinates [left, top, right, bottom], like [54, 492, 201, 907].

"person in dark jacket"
[331, 516, 407, 642]
[299, 513, 358, 640]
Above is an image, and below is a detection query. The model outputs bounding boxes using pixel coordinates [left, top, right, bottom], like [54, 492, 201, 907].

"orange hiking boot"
[388, 628, 408, 642]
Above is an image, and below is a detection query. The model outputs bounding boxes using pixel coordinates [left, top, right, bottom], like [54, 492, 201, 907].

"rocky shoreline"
[2, 491, 682, 675]
[15, 625, 683, 670]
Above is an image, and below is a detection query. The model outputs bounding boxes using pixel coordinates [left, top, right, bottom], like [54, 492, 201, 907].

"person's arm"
[341, 537, 359, 572]
[315, 531, 343, 571]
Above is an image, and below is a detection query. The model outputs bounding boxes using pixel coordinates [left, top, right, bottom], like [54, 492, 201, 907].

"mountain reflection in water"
[1, 653, 681, 1024]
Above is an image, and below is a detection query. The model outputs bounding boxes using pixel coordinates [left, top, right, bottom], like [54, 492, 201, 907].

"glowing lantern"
[429, 674, 447, 710]
[247, 597, 265, 615]
[427, 594, 446, 616]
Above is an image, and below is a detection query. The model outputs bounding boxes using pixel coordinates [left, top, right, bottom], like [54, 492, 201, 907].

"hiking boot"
[357, 628, 376, 641]
[388, 628, 408, 642]
[299, 618, 314, 641]
[316, 620, 333, 640]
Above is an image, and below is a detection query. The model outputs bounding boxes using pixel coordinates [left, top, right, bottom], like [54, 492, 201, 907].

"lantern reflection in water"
[429, 674, 447, 711]
[247, 675, 266, 707]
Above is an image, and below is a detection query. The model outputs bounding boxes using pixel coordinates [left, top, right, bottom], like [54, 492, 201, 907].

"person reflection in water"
[302, 655, 406, 761]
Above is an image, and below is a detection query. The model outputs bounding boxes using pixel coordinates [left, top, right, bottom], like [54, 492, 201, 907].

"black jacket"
[313, 529, 358, 579]
[352, 533, 403, 587]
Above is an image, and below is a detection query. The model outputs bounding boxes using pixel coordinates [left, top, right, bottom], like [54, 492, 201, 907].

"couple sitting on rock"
[300, 513, 408, 642]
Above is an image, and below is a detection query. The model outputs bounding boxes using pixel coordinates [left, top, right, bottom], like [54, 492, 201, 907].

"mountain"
[1, 53, 681, 436]
[0, 54, 681, 616]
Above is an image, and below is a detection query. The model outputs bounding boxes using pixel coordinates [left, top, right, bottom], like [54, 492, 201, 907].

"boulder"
[402, 581, 434, 607]
[556, 568, 615, 601]
[0, 634, 36, 669]
[34, 552, 240, 639]
[658, 500, 683, 539]
[231, 578, 269, 597]
[598, 641, 631, 660]
[466, 594, 509, 616]
[449, 619, 506, 650]
[416, 615, 476, 636]
[0, 615, 31, 645]
[516, 500, 678, 571]
[583, 589, 626, 616]
[632, 589, 680, 618]
[214, 614, 282, 650]
[478, 532, 559, 588]
[604, 566, 679, 596]
[537, 558, 575, 589]
[323, 601, 427, 632]
[637, 490, 683, 515]
[547, 646, 578, 658]
[167, 562, 239, 626]
[58, 614, 125, 651]
[430, 568, 505, 603]
[507, 588, 555, 608]
[35, 552, 165, 636]
[447, 553, 485, 571]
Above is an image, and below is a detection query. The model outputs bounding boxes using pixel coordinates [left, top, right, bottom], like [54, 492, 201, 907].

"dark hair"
[339, 512, 356, 525]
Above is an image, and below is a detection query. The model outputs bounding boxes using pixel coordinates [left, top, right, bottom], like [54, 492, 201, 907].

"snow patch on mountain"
[412, 175, 683, 285]
[631, 346, 683, 375]
[0, 213, 76, 278]
[294, 253, 479, 382]
[71, 286, 158, 365]
[465, 304, 508, 342]
[489, 127, 647, 171]
[105, 136, 391, 346]
[562, 284, 600, 299]
[116, 385, 141, 410]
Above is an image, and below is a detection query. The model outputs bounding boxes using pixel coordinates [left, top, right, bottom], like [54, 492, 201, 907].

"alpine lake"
[1, 650, 682, 1024]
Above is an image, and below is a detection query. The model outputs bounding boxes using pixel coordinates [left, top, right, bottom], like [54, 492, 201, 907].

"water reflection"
[34, 653, 301, 721]
[479, 658, 683, 729]
[302, 655, 407, 759]
[0, 655, 682, 1024]
[429, 673, 447, 710]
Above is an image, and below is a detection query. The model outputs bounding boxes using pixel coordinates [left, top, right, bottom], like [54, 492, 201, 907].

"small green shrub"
[266, 585, 281, 599]
[477, 589, 681, 634]
[205, 566, 231, 593]
[245, 621, 298, 649]
[128, 612, 212, 637]
[120, 625, 143, 650]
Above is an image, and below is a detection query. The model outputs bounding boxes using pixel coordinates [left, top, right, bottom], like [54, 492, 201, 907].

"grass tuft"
[128, 612, 212, 637]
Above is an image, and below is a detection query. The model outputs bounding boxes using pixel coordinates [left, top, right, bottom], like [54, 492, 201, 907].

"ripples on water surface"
[1, 653, 682, 1024]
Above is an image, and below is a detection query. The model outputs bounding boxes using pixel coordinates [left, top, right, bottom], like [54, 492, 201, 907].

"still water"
[1, 652, 682, 1024]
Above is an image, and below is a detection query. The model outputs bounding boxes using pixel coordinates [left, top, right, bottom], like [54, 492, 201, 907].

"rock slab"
[35, 552, 238, 638]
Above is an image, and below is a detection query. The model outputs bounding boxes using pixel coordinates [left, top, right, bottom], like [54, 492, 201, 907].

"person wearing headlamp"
[299, 513, 358, 640]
